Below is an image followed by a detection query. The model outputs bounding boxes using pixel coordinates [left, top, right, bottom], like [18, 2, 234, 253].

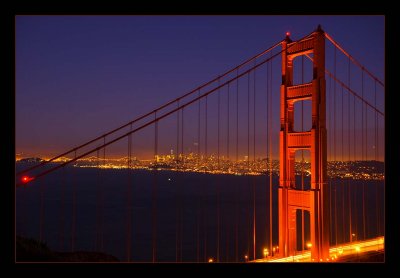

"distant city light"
[16, 153, 384, 181]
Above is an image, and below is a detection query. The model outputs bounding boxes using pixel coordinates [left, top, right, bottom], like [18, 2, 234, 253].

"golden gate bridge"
[16, 25, 384, 262]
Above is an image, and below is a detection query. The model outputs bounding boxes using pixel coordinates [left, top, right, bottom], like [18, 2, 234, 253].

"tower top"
[284, 31, 292, 43]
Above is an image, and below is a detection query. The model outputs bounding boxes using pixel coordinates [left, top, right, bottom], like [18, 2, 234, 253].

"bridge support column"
[278, 25, 330, 261]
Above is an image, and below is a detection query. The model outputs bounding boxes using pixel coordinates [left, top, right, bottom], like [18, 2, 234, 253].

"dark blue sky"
[16, 16, 384, 159]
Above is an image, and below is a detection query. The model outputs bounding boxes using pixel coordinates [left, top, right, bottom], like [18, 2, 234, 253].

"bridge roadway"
[253, 236, 384, 262]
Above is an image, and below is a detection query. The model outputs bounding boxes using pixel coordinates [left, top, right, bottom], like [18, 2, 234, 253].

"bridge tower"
[278, 25, 330, 261]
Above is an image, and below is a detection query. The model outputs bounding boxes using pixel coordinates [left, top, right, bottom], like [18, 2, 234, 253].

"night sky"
[16, 15, 384, 159]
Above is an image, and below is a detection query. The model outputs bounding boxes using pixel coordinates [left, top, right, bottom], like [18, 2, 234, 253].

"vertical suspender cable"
[60, 166, 65, 250]
[197, 90, 201, 262]
[266, 55, 271, 254]
[204, 95, 208, 261]
[269, 53, 273, 254]
[228, 83, 230, 160]
[176, 101, 180, 262]
[71, 150, 77, 251]
[253, 60, 257, 261]
[326, 66, 332, 245]
[376, 81, 382, 237]
[327, 72, 331, 244]
[95, 149, 100, 250]
[341, 86, 345, 243]
[126, 125, 132, 261]
[101, 138, 105, 251]
[353, 90, 358, 240]
[361, 69, 366, 240]
[198, 90, 201, 164]
[218, 78, 221, 169]
[39, 170, 44, 242]
[247, 72, 251, 258]
[328, 71, 333, 245]
[217, 77, 221, 262]
[235, 69, 239, 262]
[226, 82, 230, 261]
[177, 101, 180, 162]
[365, 71, 368, 240]
[328, 70, 332, 163]
[333, 46, 337, 163]
[152, 112, 158, 262]
[348, 57, 352, 242]
[180, 108, 184, 261]
[301, 55, 305, 251]
[333, 46, 338, 246]
[247, 71, 250, 164]
[374, 80, 379, 237]
[181, 107, 185, 169]
[205, 96, 208, 163]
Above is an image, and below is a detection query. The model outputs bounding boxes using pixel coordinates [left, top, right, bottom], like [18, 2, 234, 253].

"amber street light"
[355, 246, 361, 262]
[263, 248, 269, 259]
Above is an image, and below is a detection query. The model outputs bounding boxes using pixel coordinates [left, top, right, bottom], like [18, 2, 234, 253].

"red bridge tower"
[278, 25, 330, 261]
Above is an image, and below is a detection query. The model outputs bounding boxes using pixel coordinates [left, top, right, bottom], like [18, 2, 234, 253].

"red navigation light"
[21, 176, 33, 183]
[286, 31, 290, 37]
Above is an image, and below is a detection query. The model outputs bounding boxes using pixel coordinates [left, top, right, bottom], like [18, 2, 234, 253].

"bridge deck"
[254, 236, 384, 262]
